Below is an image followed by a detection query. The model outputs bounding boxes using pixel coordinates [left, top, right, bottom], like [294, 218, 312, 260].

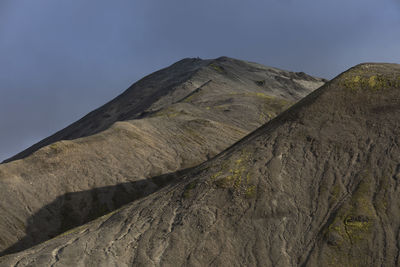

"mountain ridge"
[3, 56, 325, 164]
[0, 57, 325, 257]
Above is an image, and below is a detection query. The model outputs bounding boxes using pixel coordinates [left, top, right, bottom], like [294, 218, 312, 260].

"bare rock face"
[0, 57, 325, 257]
[1, 63, 399, 267]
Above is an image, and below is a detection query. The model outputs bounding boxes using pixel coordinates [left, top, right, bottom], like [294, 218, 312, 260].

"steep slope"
[1, 63, 398, 267]
[0, 57, 325, 255]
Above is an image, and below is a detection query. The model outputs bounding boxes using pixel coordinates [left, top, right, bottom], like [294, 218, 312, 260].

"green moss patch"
[340, 72, 400, 91]
[322, 175, 377, 266]
[211, 151, 256, 198]
[210, 63, 226, 73]
[182, 181, 198, 199]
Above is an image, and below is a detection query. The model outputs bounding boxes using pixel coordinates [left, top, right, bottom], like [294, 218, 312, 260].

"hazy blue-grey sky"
[1, 0, 399, 161]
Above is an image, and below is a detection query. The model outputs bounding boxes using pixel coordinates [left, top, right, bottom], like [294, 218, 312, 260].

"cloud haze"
[0, 0, 399, 161]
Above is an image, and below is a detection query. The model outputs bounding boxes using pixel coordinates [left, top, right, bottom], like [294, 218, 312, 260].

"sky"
[0, 0, 399, 161]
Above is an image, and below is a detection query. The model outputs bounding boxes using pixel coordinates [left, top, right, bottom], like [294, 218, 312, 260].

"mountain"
[3, 57, 323, 163]
[1, 62, 398, 267]
[0, 57, 325, 256]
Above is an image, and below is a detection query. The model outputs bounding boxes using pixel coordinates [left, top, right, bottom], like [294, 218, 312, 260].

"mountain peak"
[3, 57, 324, 163]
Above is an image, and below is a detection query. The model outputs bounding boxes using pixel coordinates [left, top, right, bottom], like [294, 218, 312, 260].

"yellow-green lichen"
[245, 185, 256, 198]
[322, 175, 376, 265]
[368, 75, 377, 88]
[340, 72, 400, 91]
[330, 184, 341, 202]
[151, 107, 189, 118]
[50, 143, 58, 150]
[182, 92, 198, 102]
[211, 151, 256, 198]
[211, 171, 222, 180]
[182, 181, 197, 199]
[210, 63, 225, 73]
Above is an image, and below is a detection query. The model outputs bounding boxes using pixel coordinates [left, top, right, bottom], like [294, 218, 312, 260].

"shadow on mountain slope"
[0, 168, 187, 256]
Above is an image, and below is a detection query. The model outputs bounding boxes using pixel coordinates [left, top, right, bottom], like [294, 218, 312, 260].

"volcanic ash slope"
[2, 63, 400, 266]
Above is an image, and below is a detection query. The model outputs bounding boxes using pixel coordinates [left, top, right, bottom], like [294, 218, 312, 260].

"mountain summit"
[2, 62, 399, 266]
[3, 56, 324, 163]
